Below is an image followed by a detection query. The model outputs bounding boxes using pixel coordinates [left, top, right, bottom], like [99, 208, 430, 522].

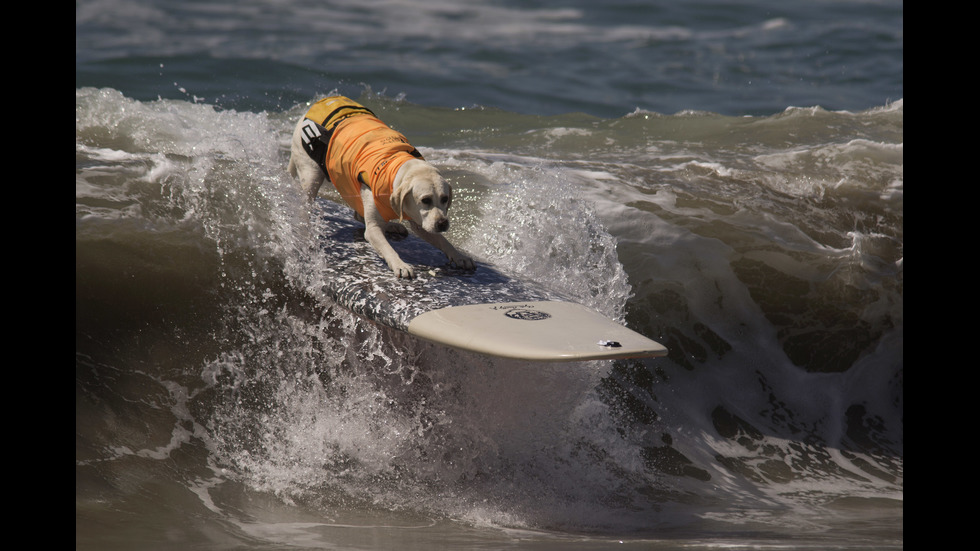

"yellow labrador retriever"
[288, 96, 475, 279]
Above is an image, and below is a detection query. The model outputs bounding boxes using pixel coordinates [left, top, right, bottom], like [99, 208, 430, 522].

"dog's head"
[391, 161, 453, 233]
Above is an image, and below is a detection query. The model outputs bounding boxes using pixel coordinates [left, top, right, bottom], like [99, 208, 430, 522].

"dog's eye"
[440, 195, 449, 205]
[421, 197, 433, 206]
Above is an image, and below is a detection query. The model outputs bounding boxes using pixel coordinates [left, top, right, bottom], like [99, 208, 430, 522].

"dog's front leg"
[408, 221, 476, 270]
[361, 186, 415, 279]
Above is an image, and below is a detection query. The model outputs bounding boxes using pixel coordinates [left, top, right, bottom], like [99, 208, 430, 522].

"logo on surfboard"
[503, 308, 552, 321]
[488, 303, 552, 321]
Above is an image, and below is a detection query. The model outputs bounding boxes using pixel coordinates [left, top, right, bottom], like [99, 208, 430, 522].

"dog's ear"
[390, 183, 410, 221]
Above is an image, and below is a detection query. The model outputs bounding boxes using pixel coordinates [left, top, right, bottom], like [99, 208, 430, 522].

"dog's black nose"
[436, 219, 449, 232]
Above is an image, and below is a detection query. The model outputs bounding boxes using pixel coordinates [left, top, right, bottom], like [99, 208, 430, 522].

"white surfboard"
[315, 199, 667, 362]
[408, 301, 666, 361]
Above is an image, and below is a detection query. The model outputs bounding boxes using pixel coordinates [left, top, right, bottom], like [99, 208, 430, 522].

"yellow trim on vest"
[305, 96, 374, 130]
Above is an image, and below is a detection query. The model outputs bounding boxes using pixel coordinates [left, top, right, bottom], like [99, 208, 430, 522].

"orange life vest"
[298, 96, 423, 220]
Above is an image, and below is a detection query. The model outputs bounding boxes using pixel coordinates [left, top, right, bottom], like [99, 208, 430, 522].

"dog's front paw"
[392, 261, 415, 279]
[449, 254, 476, 271]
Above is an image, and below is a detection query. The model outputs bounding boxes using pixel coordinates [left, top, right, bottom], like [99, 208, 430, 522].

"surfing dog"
[288, 96, 475, 279]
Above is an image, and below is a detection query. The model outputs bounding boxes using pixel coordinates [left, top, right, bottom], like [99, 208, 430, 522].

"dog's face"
[392, 162, 453, 233]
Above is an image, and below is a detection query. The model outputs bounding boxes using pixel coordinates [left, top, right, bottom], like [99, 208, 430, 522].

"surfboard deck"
[315, 199, 667, 362]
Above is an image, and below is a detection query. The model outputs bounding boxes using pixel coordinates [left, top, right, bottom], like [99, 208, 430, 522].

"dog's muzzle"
[436, 219, 450, 232]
